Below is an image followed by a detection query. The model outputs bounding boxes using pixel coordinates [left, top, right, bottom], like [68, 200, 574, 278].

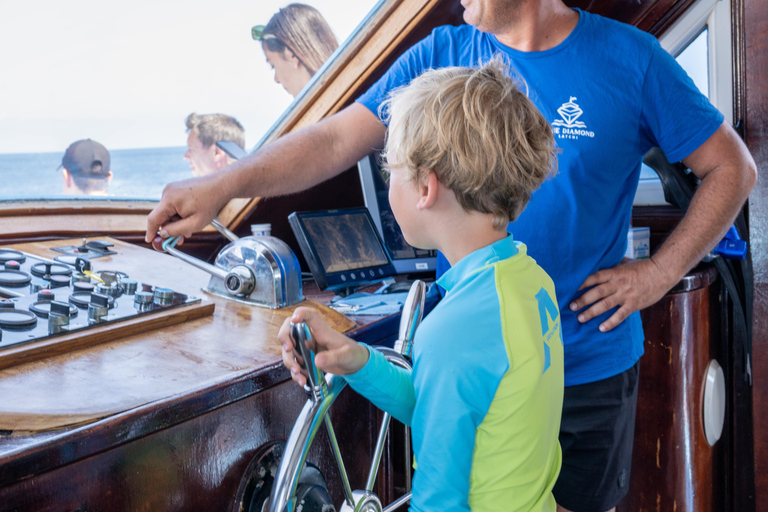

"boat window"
[633, 0, 732, 206]
[676, 29, 709, 98]
[0, 0, 381, 203]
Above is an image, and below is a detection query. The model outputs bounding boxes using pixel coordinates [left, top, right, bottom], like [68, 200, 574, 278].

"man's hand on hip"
[569, 257, 678, 333]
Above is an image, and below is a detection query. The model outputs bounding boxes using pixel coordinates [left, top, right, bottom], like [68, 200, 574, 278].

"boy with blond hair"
[279, 59, 564, 512]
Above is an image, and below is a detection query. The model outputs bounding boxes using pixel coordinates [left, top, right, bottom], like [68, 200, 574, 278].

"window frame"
[634, 0, 733, 206]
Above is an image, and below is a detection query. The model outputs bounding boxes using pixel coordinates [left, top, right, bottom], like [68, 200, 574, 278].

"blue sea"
[0, 146, 192, 201]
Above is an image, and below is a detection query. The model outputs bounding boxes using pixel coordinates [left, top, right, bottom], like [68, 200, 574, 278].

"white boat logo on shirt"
[552, 97, 595, 140]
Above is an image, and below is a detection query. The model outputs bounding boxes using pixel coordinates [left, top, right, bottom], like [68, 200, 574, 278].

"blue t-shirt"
[356, 9, 723, 386]
[345, 236, 564, 512]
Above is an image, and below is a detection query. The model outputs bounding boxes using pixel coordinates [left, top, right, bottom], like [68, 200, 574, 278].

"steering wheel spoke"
[267, 281, 426, 512]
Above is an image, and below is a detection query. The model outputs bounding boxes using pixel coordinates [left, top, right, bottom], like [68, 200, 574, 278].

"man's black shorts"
[553, 361, 640, 512]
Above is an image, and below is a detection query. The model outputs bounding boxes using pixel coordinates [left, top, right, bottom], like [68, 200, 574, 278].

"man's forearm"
[651, 125, 757, 287]
[215, 103, 386, 200]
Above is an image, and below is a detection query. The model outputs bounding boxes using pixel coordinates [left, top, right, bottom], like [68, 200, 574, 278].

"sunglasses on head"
[252, 24, 288, 53]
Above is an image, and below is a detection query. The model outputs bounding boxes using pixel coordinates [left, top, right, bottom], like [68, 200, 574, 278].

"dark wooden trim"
[564, 0, 697, 35]
[0, 362, 286, 488]
[744, 0, 768, 509]
[0, 200, 156, 217]
[732, 0, 747, 134]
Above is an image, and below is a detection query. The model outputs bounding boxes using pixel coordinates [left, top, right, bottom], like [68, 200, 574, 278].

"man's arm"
[145, 103, 386, 242]
[570, 121, 757, 332]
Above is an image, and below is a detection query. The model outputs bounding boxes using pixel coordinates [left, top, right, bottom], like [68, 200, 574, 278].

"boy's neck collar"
[437, 235, 520, 292]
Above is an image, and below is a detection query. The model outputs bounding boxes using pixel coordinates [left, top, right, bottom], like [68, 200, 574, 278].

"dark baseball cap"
[60, 139, 110, 177]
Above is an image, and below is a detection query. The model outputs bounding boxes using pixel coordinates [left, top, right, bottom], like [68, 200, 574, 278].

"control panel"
[0, 248, 200, 350]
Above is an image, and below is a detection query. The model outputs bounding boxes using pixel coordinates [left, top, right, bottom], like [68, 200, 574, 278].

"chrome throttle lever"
[211, 219, 239, 242]
[394, 280, 426, 360]
[291, 321, 328, 402]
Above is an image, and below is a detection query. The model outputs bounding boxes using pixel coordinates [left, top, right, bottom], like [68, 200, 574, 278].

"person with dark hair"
[60, 139, 112, 196]
[184, 113, 245, 177]
[252, 3, 339, 98]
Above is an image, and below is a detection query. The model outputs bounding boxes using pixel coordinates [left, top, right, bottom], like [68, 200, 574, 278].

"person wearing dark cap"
[60, 139, 112, 195]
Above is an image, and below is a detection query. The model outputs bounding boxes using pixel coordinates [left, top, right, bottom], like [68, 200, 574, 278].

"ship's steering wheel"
[266, 280, 426, 512]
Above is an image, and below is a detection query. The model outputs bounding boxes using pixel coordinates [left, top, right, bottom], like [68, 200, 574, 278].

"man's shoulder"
[427, 23, 483, 44]
[580, 9, 657, 48]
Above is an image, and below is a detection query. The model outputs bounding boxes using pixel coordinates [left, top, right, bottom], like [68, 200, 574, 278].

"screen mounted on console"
[288, 208, 396, 290]
[358, 154, 437, 274]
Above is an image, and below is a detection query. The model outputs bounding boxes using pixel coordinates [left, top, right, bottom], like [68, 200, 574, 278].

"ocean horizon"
[0, 146, 193, 201]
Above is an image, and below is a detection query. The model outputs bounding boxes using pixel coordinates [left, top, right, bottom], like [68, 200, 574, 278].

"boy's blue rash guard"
[356, 9, 724, 386]
[345, 236, 564, 512]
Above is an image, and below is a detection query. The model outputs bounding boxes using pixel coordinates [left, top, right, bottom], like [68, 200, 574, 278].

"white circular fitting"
[702, 359, 726, 446]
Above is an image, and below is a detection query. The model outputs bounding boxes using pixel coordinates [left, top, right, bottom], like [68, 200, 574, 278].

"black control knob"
[76, 238, 89, 254]
[37, 289, 55, 301]
[73, 281, 95, 293]
[75, 257, 91, 273]
[4, 260, 20, 271]
[48, 301, 71, 334]
[49, 275, 70, 289]
[50, 301, 72, 318]
[90, 292, 110, 308]
[88, 292, 109, 323]
[0, 299, 15, 309]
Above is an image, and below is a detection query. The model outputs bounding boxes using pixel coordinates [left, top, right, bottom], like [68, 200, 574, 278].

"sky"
[0, 0, 380, 154]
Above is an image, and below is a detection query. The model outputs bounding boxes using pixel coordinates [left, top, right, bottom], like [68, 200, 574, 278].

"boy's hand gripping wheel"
[267, 280, 426, 512]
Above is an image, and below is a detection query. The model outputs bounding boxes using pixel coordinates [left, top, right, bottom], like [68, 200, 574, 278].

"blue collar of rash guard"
[436, 235, 518, 293]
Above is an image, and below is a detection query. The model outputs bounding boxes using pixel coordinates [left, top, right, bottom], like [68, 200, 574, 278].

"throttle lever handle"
[395, 280, 426, 359]
[290, 321, 327, 401]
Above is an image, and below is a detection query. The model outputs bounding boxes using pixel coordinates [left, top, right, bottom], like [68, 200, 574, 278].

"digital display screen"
[358, 153, 436, 274]
[303, 212, 389, 272]
[289, 208, 397, 290]
[372, 176, 435, 261]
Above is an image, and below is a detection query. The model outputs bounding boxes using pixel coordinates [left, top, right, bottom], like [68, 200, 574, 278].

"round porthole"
[702, 359, 726, 446]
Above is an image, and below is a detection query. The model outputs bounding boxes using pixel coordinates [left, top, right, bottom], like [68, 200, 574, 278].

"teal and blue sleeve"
[343, 345, 416, 425]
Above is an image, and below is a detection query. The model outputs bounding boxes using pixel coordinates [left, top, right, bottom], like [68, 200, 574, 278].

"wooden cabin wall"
[744, 0, 768, 510]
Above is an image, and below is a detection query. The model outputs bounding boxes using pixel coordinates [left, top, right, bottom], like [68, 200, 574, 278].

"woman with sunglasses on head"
[252, 3, 339, 98]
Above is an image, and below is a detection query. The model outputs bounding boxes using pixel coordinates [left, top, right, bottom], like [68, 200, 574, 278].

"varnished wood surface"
[618, 266, 723, 512]
[0, 238, 354, 431]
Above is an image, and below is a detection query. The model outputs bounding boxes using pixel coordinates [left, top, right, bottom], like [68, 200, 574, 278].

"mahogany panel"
[564, 0, 696, 34]
[618, 266, 724, 512]
[744, 0, 768, 507]
[0, 378, 380, 512]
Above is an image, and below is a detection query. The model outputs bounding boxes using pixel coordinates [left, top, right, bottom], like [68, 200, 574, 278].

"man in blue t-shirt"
[146, 1, 757, 510]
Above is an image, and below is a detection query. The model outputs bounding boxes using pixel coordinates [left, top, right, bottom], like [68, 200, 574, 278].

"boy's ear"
[416, 171, 439, 210]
